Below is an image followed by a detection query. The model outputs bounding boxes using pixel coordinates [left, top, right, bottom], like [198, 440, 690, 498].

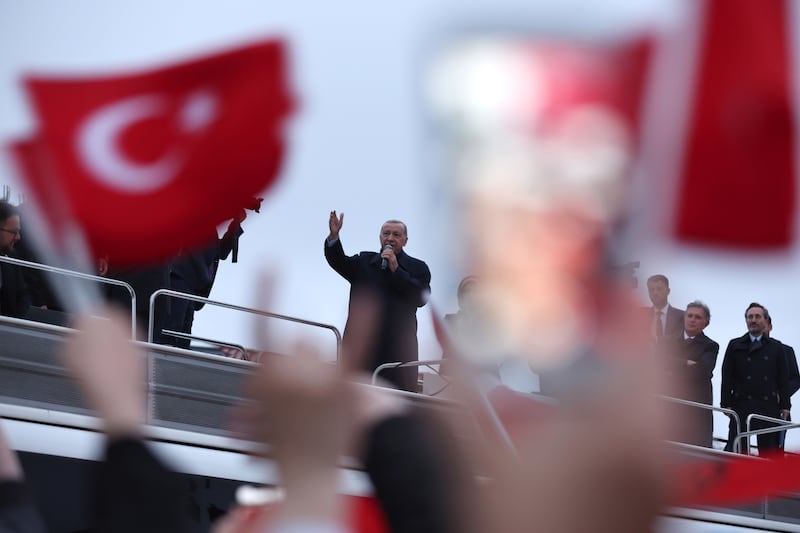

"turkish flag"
[672, 0, 795, 248]
[9, 137, 64, 241]
[17, 39, 293, 266]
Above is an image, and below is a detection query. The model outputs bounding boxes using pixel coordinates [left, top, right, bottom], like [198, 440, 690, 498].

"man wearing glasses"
[0, 201, 30, 317]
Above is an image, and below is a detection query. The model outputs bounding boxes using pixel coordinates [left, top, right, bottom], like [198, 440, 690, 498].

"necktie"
[655, 310, 664, 338]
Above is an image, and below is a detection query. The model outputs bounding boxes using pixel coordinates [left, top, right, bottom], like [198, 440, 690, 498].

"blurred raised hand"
[62, 307, 145, 437]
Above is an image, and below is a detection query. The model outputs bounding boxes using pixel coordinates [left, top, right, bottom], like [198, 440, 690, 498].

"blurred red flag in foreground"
[14, 39, 293, 266]
[674, 0, 794, 248]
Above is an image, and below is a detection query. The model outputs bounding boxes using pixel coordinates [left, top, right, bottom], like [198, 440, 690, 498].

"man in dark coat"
[764, 313, 800, 449]
[0, 201, 30, 319]
[721, 302, 791, 454]
[646, 274, 684, 340]
[659, 300, 719, 447]
[165, 216, 243, 349]
[325, 211, 431, 392]
[105, 265, 171, 342]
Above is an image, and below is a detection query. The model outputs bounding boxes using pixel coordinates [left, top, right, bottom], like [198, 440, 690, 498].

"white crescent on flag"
[76, 89, 218, 194]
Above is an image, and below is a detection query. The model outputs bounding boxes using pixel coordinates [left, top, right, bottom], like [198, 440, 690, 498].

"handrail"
[734, 413, 800, 455]
[0, 255, 137, 337]
[659, 395, 742, 450]
[746, 413, 791, 432]
[148, 289, 343, 361]
[0, 313, 74, 335]
[160, 329, 248, 359]
[371, 359, 448, 386]
[667, 506, 800, 532]
[369, 365, 519, 457]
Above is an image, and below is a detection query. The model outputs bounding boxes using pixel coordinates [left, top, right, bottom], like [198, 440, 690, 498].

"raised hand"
[328, 210, 344, 240]
[62, 308, 146, 438]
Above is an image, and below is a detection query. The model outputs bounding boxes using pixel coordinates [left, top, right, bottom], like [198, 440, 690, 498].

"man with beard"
[721, 302, 791, 454]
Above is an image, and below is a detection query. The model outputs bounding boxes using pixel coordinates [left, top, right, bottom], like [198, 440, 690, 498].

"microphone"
[381, 244, 392, 270]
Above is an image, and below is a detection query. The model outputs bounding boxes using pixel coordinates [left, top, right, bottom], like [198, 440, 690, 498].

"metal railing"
[733, 413, 800, 455]
[148, 289, 343, 360]
[0, 255, 137, 337]
[371, 359, 449, 386]
[659, 395, 742, 450]
[160, 330, 248, 359]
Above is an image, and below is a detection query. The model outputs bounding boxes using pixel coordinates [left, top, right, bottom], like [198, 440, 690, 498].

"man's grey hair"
[383, 219, 407, 236]
[686, 300, 711, 320]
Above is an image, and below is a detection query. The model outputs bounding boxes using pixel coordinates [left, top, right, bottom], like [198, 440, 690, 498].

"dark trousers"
[667, 401, 713, 448]
[779, 413, 791, 449]
[374, 364, 418, 393]
[725, 402, 782, 454]
[163, 297, 194, 349]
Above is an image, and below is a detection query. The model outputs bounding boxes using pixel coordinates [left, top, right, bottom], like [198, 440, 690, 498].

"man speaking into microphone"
[324, 210, 431, 392]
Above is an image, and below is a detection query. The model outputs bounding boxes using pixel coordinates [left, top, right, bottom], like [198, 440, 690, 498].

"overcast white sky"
[4, 0, 800, 448]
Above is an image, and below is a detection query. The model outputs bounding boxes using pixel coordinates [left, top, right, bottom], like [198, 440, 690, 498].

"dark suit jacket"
[0, 260, 30, 319]
[658, 331, 719, 447]
[170, 223, 243, 309]
[325, 238, 431, 391]
[664, 305, 685, 337]
[655, 305, 684, 337]
[13, 238, 63, 311]
[645, 305, 684, 338]
[105, 265, 171, 341]
[721, 334, 791, 412]
[661, 332, 719, 405]
[772, 338, 800, 399]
